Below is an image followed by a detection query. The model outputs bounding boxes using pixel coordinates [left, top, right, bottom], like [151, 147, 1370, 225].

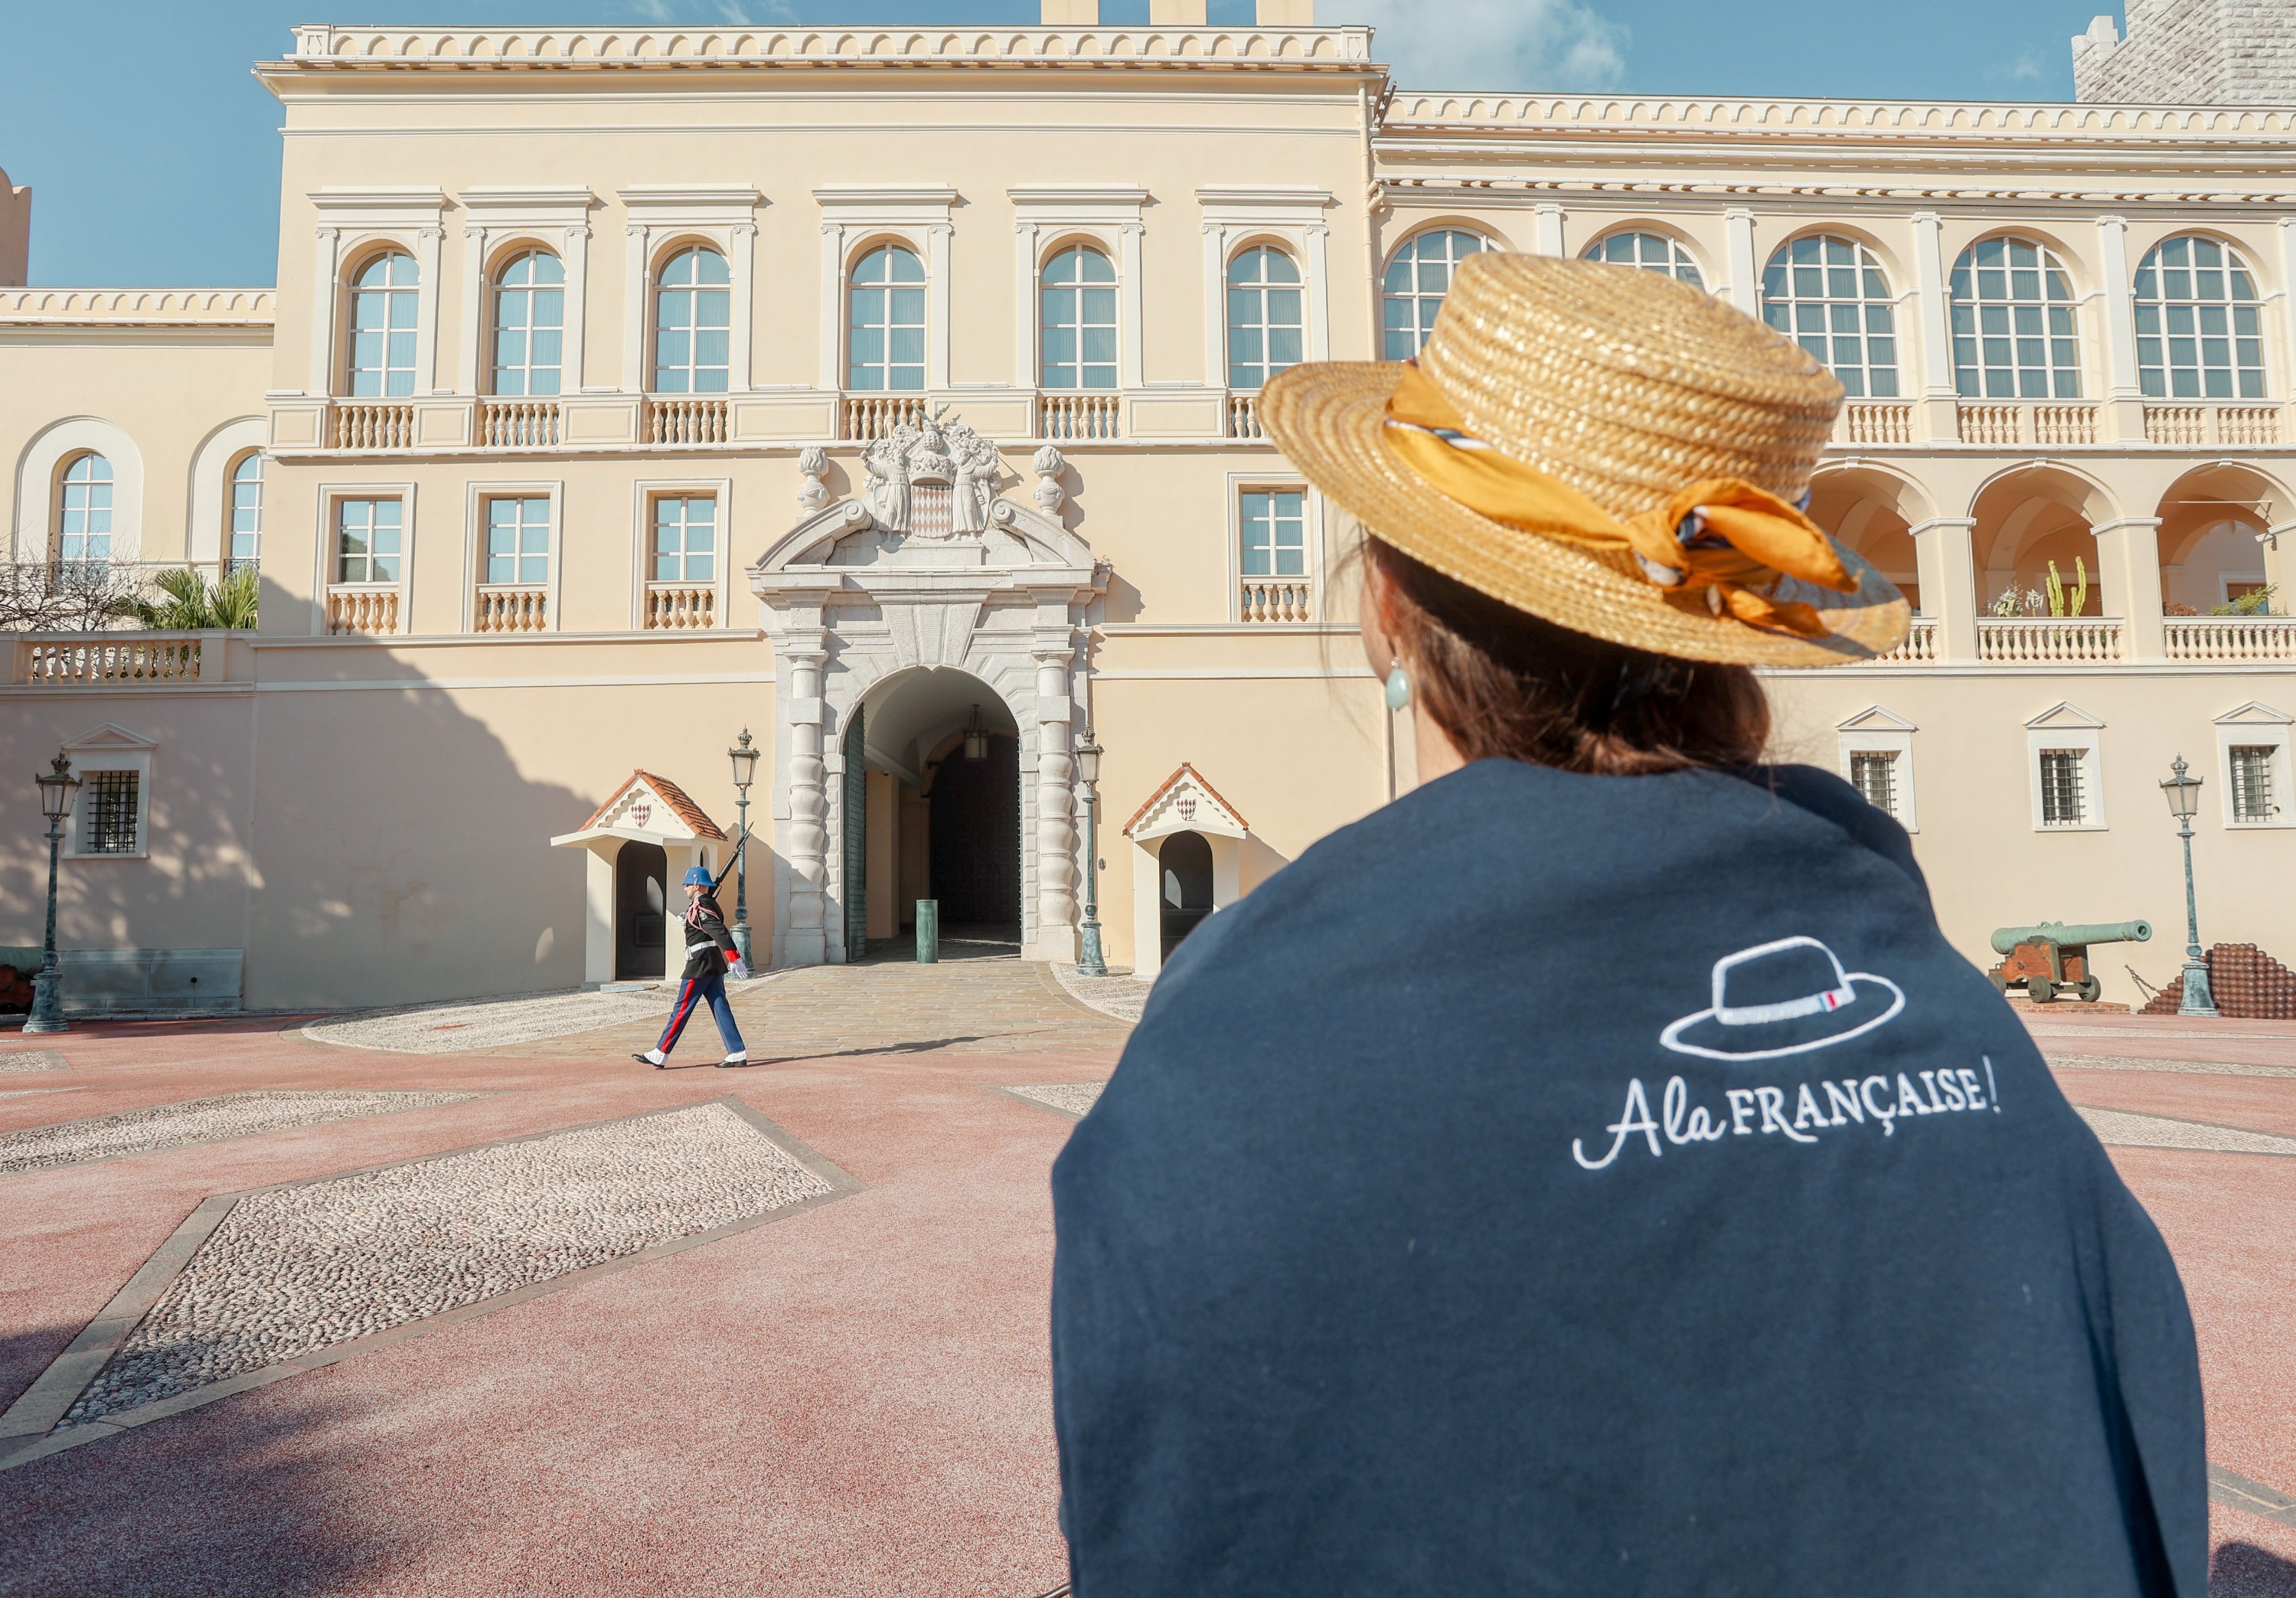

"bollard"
[915, 899, 939, 963]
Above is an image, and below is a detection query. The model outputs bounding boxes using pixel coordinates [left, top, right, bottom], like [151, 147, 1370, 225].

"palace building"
[5, 4, 2296, 1014]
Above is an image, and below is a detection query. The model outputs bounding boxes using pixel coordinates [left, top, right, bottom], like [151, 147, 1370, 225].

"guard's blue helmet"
[683, 866, 714, 887]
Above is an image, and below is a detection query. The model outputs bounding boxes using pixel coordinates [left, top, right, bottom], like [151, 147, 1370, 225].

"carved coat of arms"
[861, 413, 1003, 541]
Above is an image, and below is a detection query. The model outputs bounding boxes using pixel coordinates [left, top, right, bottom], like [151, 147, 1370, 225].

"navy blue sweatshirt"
[1050, 759, 2204, 1597]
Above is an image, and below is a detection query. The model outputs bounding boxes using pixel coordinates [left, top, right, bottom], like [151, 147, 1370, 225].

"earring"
[1384, 664, 1412, 711]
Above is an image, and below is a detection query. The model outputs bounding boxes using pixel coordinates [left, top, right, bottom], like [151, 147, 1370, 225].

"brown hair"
[1368, 537, 1770, 776]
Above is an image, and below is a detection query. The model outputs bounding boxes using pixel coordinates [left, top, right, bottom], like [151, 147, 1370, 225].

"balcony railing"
[480, 399, 560, 449]
[2144, 404, 2282, 446]
[645, 583, 716, 629]
[1839, 403, 1913, 446]
[331, 401, 415, 450]
[647, 397, 729, 446]
[20, 633, 207, 685]
[327, 587, 400, 636]
[475, 586, 548, 633]
[1239, 579, 1314, 623]
[2165, 616, 2296, 662]
[1974, 617, 2121, 663]
[844, 396, 927, 441]
[1226, 393, 1265, 440]
[1867, 617, 1938, 663]
[1957, 403, 2098, 446]
[1038, 393, 1121, 442]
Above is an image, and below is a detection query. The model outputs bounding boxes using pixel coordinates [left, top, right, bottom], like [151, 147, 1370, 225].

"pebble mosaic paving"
[1004, 1083, 1106, 1119]
[1050, 966, 1154, 1024]
[0, 1090, 478, 1177]
[60, 1102, 835, 1426]
[302, 990, 683, 1054]
[0, 1050, 67, 1074]
[2074, 1105, 2296, 1156]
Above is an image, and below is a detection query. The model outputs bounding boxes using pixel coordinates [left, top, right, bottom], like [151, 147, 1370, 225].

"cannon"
[1988, 920, 2152, 1004]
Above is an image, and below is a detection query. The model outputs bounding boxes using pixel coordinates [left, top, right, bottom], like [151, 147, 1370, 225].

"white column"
[562, 224, 591, 391]
[730, 222, 756, 392]
[308, 227, 341, 395]
[2097, 217, 2141, 400]
[415, 226, 446, 394]
[928, 223, 954, 391]
[1119, 223, 1145, 390]
[1533, 203, 1566, 257]
[2093, 516, 2167, 661]
[818, 223, 847, 393]
[1909, 517, 1978, 662]
[781, 637, 830, 966]
[1202, 220, 1227, 387]
[1015, 221, 1041, 390]
[2279, 220, 2296, 407]
[1911, 212, 1955, 399]
[622, 223, 650, 394]
[1307, 222, 1331, 361]
[1723, 209, 1759, 315]
[459, 225, 489, 394]
[1033, 641, 1079, 964]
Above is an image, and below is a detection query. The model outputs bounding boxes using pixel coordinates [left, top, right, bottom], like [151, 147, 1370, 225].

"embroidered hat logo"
[1660, 936, 1905, 1062]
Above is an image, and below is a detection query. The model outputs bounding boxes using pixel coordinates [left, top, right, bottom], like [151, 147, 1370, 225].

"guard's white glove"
[728, 959, 752, 982]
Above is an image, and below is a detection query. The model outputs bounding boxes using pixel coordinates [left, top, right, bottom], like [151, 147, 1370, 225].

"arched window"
[1585, 231, 1705, 289]
[228, 452, 263, 573]
[492, 249, 564, 397]
[57, 453, 113, 567]
[1762, 236, 1900, 399]
[1951, 237, 2082, 399]
[348, 250, 420, 397]
[1226, 246, 1303, 391]
[1382, 230, 1483, 360]
[652, 246, 730, 394]
[2136, 236, 2266, 400]
[848, 244, 926, 392]
[1040, 244, 1118, 391]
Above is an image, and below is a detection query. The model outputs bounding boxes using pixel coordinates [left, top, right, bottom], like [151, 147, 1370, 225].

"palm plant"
[122, 567, 259, 630]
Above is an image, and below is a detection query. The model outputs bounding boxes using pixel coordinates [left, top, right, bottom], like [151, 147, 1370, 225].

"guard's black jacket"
[1051, 758, 2205, 1598]
[678, 893, 740, 982]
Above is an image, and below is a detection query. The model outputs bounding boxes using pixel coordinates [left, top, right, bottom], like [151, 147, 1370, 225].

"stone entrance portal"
[750, 422, 1105, 967]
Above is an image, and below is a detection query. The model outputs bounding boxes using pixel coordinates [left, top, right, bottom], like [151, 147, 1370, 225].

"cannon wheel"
[2078, 976, 2102, 1004]
[2027, 978, 2056, 1004]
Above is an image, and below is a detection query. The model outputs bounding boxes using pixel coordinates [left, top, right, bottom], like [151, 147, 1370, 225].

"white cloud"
[1324, 0, 1628, 93]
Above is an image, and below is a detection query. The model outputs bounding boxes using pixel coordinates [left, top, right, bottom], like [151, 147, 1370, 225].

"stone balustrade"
[475, 587, 548, 633]
[327, 588, 400, 637]
[1039, 394, 1121, 442]
[1974, 617, 2123, 663]
[645, 584, 716, 629]
[1239, 579, 1313, 623]
[479, 399, 560, 449]
[2165, 617, 2296, 662]
[331, 402, 416, 450]
[646, 397, 728, 446]
[1226, 393, 1263, 440]
[18, 635, 210, 685]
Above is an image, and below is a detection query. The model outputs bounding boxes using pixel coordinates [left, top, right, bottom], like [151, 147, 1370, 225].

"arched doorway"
[1970, 466, 2116, 616]
[2156, 462, 2288, 615]
[927, 727, 1021, 940]
[1158, 829, 1215, 962]
[614, 841, 667, 980]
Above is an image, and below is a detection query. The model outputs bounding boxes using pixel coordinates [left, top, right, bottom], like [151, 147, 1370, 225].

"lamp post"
[728, 727, 759, 969]
[2158, 753, 2219, 1018]
[1073, 727, 1108, 977]
[24, 751, 82, 1034]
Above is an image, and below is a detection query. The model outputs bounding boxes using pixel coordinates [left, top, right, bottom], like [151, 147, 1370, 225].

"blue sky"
[2, 0, 2116, 286]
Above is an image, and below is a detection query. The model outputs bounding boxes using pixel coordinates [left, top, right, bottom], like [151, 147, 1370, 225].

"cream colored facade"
[5, 16, 2296, 1012]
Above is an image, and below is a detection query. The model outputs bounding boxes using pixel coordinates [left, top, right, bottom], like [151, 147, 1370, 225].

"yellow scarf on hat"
[1380, 363, 1854, 638]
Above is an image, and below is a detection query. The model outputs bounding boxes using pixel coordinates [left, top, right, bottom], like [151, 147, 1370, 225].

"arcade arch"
[1969, 465, 2118, 616]
[1808, 466, 1932, 610]
[2155, 462, 2289, 614]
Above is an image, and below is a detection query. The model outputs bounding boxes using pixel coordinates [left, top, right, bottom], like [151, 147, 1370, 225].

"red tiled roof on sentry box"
[579, 770, 727, 840]
[1123, 762, 1249, 838]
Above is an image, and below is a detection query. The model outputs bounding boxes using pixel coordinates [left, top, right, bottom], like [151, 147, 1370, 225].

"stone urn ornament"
[1033, 445, 1067, 516]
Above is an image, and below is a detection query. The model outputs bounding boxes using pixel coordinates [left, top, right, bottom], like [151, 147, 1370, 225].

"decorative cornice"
[1376, 175, 2296, 209]
[0, 289, 275, 327]
[1381, 95, 2296, 139]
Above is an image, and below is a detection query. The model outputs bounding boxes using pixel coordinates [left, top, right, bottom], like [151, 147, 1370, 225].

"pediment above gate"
[1125, 763, 1250, 842]
[550, 770, 726, 849]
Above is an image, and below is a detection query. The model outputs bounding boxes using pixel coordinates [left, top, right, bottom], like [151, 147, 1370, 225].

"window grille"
[57, 453, 113, 567]
[1762, 236, 1899, 398]
[652, 495, 717, 583]
[2039, 749, 2086, 826]
[1240, 489, 1306, 578]
[1850, 751, 1898, 815]
[348, 251, 420, 397]
[485, 497, 550, 585]
[654, 247, 730, 394]
[336, 498, 403, 584]
[1383, 230, 1483, 360]
[2134, 236, 2266, 401]
[1950, 237, 2082, 400]
[2231, 745, 2278, 822]
[228, 452, 263, 573]
[848, 245, 926, 392]
[1226, 246, 1303, 391]
[81, 770, 139, 855]
[1040, 245, 1118, 391]
[1584, 231, 1705, 290]
[492, 250, 565, 397]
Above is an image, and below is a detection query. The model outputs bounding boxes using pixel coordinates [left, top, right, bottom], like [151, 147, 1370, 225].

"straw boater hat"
[1260, 253, 1909, 667]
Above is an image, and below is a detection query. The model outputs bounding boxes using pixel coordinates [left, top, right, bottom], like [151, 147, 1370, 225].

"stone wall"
[2074, 0, 2296, 104]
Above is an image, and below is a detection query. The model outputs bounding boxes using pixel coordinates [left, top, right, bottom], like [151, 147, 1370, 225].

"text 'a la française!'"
[1571, 1060, 2004, 1172]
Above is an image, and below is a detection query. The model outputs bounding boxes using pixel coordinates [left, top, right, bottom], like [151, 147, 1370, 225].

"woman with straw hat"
[1049, 254, 2203, 1595]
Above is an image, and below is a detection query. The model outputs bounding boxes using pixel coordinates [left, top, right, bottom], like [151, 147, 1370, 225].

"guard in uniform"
[635, 866, 751, 1069]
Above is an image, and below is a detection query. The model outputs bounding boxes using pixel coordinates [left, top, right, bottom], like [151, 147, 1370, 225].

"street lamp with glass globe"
[2158, 753, 2219, 1018]
[728, 727, 760, 969]
[1073, 728, 1108, 978]
[24, 751, 83, 1034]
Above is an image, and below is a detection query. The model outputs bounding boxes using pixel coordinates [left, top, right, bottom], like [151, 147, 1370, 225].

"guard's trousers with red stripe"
[656, 970, 745, 1057]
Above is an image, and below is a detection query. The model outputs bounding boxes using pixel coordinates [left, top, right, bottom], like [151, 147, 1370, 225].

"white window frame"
[813, 186, 955, 393]
[456, 186, 596, 397]
[305, 188, 446, 400]
[1197, 187, 1334, 392]
[1383, 227, 1493, 361]
[650, 241, 736, 395]
[186, 417, 266, 570]
[843, 240, 930, 394]
[2026, 701, 2108, 832]
[1009, 185, 1148, 393]
[313, 480, 417, 636]
[1835, 707, 1918, 831]
[1761, 234, 1902, 399]
[1036, 240, 1122, 393]
[463, 479, 566, 632]
[1950, 235, 2085, 400]
[344, 248, 423, 399]
[1227, 472, 1321, 622]
[616, 186, 762, 398]
[2214, 701, 2294, 828]
[1584, 228, 1708, 290]
[629, 476, 734, 631]
[2133, 234, 2268, 403]
[60, 724, 155, 863]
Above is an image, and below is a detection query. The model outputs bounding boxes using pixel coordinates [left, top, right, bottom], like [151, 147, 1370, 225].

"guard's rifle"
[711, 829, 751, 898]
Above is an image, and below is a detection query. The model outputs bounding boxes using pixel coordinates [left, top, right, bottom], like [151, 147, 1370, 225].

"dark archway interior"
[614, 841, 667, 979]
[1159, 829, 1214, 962]
[927, 731, 1021, 933]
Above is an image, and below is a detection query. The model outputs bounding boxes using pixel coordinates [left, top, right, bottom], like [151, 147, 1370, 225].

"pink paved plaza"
[1, 966, 2293, 1596]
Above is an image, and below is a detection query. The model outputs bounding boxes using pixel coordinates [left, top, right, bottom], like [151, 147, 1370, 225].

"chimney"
[1040, 0, 1099, 23]
[1256, 0, 1316, 19]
